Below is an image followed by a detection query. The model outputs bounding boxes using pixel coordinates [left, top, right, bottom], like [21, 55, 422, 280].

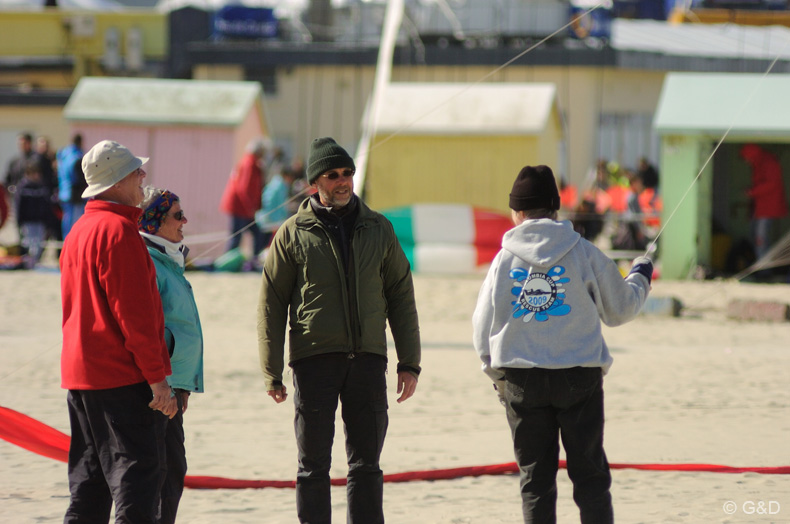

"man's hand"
[149, 380, 178, 419]
[162, 396, 178, 419]
[396, 372, 418, 403]
[493, 378, 507, 407]
[268, 385, 288, 403]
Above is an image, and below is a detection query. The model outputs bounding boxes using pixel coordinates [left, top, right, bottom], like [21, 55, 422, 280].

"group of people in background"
[1, 131, 86, 268]
[560, 156, 662, 253]
[1, 131, 315, 272]
[564, 147, 789, 275]
[219, 137, 310, 271]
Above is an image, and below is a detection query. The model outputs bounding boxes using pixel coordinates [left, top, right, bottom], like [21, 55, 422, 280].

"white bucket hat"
[81, 140, 149, 198]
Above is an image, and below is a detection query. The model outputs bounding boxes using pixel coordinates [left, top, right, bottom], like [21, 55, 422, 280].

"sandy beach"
[2, 268, 790, 523]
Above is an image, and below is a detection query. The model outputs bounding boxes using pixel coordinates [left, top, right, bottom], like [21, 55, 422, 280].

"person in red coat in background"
[220, 138, 269, 266]
[740, 144, 788, 260]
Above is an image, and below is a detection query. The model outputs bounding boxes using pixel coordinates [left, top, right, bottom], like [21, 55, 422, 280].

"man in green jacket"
[258, 137, 421, 524]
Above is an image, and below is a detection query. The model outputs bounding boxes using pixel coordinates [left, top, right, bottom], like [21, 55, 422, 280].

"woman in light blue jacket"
[138, 186, 204, 524]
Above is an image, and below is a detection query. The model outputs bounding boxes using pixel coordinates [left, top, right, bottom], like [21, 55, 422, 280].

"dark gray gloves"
[629, 256, 653, 284]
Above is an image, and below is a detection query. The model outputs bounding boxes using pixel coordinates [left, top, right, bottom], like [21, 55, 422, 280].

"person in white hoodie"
[472, 165, 653, 524]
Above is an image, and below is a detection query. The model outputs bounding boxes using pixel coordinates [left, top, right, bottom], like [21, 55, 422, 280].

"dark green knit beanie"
[306, 137, 356, 184]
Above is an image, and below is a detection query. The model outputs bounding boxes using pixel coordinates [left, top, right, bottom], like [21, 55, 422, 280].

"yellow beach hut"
[365, 82, 563, 214]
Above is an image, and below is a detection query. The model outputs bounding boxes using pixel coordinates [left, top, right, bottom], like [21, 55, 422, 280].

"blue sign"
[213, 6, 278, 40]
[569, 0, 613, 40]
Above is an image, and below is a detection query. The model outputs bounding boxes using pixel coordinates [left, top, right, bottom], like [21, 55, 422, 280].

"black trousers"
[227, 215, 266, 256]
[292, 353, 388, 524]
[158, 402, 186, 524]
[504, 367, 613, 524]
[64, 382, 167, 524]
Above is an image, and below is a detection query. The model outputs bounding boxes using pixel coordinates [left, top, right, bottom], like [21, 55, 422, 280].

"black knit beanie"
[509, 165, 560, 211]
[306, 137, 356, 184]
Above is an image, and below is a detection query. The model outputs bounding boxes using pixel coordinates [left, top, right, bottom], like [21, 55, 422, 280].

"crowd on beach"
[563, 146, 790, 283]
[3, 128, 789, 523]
[1, 129, 665, 273]
[0, 132, 662, 275]
[558, 157, 662, 254]
[28, 131, 656, 524]
[0, 133, 310, 270]
[0, 132, 71, 268]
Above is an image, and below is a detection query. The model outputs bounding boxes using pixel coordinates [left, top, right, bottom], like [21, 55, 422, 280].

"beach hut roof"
[613, 20, 790, 62]
[375, 82, 557, 135]
[64, 77, 263, 127]
[654, 73, 790, 138]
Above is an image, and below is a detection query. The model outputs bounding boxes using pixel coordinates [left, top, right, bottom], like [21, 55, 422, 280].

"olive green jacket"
[257, 197, 421, 390]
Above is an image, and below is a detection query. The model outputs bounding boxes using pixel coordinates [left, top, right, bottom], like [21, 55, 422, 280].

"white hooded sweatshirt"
[472, 219, 651, 381]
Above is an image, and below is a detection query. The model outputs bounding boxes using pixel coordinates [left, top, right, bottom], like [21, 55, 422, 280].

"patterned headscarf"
[138, 189, 179, 234]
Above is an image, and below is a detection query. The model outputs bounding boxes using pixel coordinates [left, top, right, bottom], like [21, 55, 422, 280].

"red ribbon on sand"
[1, 405, 788, 489]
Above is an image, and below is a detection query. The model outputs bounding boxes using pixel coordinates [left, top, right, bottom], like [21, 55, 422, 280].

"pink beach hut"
[63, 77, 270, 256]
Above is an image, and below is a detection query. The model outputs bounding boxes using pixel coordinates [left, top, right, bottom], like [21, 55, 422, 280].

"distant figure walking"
[740, 144, 788, 260]
[3, 132, 36, 196]
[219, 138, 268, 265]
[56, 134, 86, 238]
[15, 161, 54, 267]
[637, 157, 659, 191]
[255, 166, 298, 247]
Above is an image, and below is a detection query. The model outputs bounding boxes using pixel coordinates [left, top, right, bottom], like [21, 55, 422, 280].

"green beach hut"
[654, 72, 790, 280]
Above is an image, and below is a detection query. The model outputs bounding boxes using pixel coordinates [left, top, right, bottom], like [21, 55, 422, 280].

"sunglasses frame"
[322, 169, 355, 180]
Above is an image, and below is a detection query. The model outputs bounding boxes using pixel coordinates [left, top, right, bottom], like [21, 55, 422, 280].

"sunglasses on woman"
[170, 210, 186, 221]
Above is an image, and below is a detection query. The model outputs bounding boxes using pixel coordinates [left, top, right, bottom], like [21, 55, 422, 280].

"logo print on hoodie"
[509, 265, 571, 323]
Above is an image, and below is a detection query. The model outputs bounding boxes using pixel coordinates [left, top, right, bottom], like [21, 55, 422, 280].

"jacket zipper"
[315, 219, 358, 359]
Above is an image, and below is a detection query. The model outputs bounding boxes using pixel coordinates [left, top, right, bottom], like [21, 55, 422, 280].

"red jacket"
[742, 145, 789, 219]
[60, 200, 171, 390]
[219, 152, 264, 219]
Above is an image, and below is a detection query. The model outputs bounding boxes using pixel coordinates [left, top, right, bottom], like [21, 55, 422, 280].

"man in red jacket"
[219, 137, 268, 267]
[60, 140, 177, 524]
[740, 144, 789, 260]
